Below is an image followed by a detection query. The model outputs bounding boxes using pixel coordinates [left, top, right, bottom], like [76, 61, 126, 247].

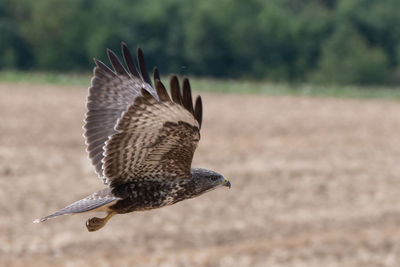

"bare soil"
[1, 83, 400, 267]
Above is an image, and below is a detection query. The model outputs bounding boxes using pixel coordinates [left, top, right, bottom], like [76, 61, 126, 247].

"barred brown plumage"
[34, 42, 231, 232]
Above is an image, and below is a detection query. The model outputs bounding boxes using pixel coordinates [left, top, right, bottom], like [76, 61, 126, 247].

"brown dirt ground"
[1, 83, 400, 267]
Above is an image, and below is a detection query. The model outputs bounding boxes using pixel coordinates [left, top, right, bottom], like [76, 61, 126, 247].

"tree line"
[1, 0, 399, 85]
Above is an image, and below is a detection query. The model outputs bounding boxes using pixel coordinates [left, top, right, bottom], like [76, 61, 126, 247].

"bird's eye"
[210, 176, 218, 181]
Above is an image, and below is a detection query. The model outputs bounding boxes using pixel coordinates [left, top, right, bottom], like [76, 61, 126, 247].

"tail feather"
[34, 189, 120, 223]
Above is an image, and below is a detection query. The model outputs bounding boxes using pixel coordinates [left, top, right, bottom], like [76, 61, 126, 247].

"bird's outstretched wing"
[103, 78, 202, 188]
[85, 43, 157, 183]
[85, 43, 203, 187]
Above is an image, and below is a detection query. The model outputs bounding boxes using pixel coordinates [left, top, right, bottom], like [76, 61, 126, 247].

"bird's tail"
[33, 188, 120, 223]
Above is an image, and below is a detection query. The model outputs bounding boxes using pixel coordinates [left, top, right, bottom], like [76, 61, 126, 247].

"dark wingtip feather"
[170, 75, 182, 105]
[141, 88, 154, 100]
[153, 67, 160, 83]
[182, 78, 194, 115]
[137, 48, 153, 87]
[93, 58, 115, 74]
[194, 96, 203, 128]
[155, 80, 171, 102]
[93, 58, 103, 67]
[121, 42, 140, 78]
[107, 48, 127, 75]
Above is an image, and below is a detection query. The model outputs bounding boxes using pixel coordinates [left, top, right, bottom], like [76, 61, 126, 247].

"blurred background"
[1, 0, 400, 266]
[1, 0, 400, 85]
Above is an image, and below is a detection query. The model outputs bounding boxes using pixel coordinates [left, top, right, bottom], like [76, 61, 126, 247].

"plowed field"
[1, 83, 400, 266]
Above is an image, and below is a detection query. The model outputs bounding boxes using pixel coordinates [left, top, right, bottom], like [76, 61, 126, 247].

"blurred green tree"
[312, 25, 389, 84]
[0, 0, 399, 85]
[0, 0, 33, 69]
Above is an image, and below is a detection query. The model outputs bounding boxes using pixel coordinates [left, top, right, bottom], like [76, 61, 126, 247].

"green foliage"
[312, 25, 389, 84]
[0, 0, 33, 69]
[0, 0, 400, 85]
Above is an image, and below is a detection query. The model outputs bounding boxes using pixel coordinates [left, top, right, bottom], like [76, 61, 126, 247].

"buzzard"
[34, 43, 230, 231]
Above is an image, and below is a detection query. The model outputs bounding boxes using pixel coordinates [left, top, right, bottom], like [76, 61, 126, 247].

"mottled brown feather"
[103, 93, 200, 187]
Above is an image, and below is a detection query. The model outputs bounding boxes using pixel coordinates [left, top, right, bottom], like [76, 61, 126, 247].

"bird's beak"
[221, 178, 231, 189]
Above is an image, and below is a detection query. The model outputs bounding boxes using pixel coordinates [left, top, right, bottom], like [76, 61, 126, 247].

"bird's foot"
[86, 212, 115, 232]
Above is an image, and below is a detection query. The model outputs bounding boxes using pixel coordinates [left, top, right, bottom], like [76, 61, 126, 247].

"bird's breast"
[109, 178, 194, 214]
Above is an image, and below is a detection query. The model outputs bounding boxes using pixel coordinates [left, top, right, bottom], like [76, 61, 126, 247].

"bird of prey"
[34, 43, 230, 231]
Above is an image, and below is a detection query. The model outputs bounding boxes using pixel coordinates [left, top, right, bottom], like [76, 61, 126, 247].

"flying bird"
[34, 43, 230, 231]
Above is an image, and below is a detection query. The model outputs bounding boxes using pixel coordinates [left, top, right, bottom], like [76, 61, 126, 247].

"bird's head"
[190, 168, 230, 194]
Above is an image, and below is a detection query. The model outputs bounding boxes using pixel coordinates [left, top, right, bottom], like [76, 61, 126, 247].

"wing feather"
[102, 79, 200, 187]
[155, 80, 171, 102]
[85, 44, 156, 183]
[85, 43, 203, 187]
[153, 67, 160, 82]
[170, 75, 182, 105]
[121, 42, 141, 78]
[107, 49, 129, 76]
[182, 78, 194, 115]
[137, 48, 153, 86]
[194, 96, 203, 129]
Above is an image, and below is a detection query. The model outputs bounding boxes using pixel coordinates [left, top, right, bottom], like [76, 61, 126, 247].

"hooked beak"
[221, 178, 231, 189]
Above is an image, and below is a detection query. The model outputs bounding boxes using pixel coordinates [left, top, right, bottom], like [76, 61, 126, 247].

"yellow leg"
[86, 211, 116, 232]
